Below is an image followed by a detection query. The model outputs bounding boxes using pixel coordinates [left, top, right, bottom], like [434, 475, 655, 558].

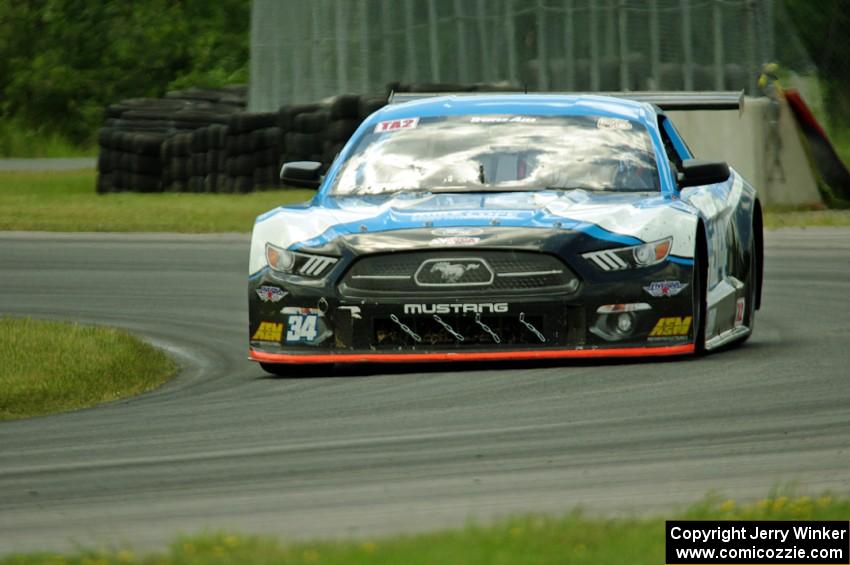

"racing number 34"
[286, 314, 318, 342]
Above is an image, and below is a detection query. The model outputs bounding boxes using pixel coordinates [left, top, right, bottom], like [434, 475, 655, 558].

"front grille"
[340, 250, 579, 295]
[374, 313, 547, 347]
[414, 257, 494, 286]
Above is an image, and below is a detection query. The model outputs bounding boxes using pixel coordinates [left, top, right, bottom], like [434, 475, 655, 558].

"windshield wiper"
[342, 185, 647, 197]
[545, 186, 609, 192]
[546, 186, 656, 192]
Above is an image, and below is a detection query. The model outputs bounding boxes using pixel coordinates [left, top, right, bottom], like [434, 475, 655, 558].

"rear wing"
[388, 90, 745, 113]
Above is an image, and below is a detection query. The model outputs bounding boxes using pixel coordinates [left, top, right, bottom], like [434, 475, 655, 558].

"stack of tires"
[96, 87, 246, 194]
[97, 99, 180, 193]
[98, 128, 172, 193]
[223, 112, 282, 193]
[160, 133, 192, 192]
[321, 96, 360, 167]
[164, 86, 247, 110]
[279, 104, 327, 171]
[307, 95, 384, 167]
[386, 81, 516, 94]
[186, 124, 229, 193]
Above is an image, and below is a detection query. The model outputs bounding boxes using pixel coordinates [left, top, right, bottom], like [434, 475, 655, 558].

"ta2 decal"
[374, 117, 418, 133]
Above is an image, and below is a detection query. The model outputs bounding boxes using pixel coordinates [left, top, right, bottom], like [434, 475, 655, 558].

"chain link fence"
[250, 0, 816, 111]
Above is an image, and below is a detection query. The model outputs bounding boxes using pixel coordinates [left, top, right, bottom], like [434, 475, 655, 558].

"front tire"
[736, 234, 758, 345]
[692, 229, 708, 355]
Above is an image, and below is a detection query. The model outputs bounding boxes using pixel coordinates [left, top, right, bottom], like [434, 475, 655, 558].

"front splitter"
[249, 343, 695, 364]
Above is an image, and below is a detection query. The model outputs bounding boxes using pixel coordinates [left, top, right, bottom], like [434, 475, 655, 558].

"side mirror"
[280, 161, 322, 189]
[677, 159, 731, 188]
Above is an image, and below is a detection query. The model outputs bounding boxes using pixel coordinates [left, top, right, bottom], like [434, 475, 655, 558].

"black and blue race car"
[248, 92, 762, 374]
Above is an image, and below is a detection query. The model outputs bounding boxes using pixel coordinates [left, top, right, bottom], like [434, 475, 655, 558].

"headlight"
[266, 243, 296, 272]
[265, 243, 338, 277]
[632, 238, 671, 266]
[582, 237, 672, 271]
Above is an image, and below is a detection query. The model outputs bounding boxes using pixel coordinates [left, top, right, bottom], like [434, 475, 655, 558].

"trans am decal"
[597, 116, 633, 130]
[470, 115, 537, 123]
[644, 280, 689, 297]
[255, 285, 287, 302]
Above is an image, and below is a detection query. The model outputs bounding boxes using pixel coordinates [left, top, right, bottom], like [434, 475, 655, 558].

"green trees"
[0, 1, 249, 146]
[784, 0, 850, 128]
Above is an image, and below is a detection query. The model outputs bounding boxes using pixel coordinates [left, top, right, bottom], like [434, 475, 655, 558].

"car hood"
[325, 190, 669, 220]
[316, 188, 682, 231]
[248, 189, 700, 275]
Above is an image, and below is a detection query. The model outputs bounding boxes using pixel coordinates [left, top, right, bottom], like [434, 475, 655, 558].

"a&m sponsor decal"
[650, 316, 692, 338]
[252, 322, 283, 342]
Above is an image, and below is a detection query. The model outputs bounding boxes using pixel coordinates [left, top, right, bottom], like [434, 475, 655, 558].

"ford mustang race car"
[248, 92, 763, 375]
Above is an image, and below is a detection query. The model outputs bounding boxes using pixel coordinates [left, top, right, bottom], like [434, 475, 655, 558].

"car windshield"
[330, 114, 660, 196]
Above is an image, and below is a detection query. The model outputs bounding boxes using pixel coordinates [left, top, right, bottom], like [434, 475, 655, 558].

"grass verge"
[829, 126, 850, 170]
[0, 317, 176, 421]
[0, 120, 96, 158]
[0, 494, 844, 564]
[0, 170, 314, 232]
[764, 207, 850, 228]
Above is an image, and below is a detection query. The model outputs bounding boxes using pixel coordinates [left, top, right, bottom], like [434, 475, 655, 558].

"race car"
[248, 92, 763, 375]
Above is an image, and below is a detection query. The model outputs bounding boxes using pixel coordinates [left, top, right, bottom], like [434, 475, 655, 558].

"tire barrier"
[224, 111, 280, 193]
[95, 83, 515, 193]
[97, 86, 247, 194]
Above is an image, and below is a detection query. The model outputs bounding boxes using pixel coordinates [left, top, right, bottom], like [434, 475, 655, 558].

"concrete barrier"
[669, 96, 822, 207]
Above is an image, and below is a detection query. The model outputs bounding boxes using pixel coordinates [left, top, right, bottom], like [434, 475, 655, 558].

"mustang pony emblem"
[430, 261, 480, 283]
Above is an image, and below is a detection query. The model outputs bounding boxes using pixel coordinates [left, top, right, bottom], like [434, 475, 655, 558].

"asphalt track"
[0, 228, 848, 554]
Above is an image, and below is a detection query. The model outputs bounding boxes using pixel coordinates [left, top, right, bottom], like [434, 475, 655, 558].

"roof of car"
[369, 93, 658, 128]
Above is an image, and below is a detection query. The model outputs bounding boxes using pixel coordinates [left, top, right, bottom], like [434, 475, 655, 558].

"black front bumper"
[248, 257, 696, 359]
